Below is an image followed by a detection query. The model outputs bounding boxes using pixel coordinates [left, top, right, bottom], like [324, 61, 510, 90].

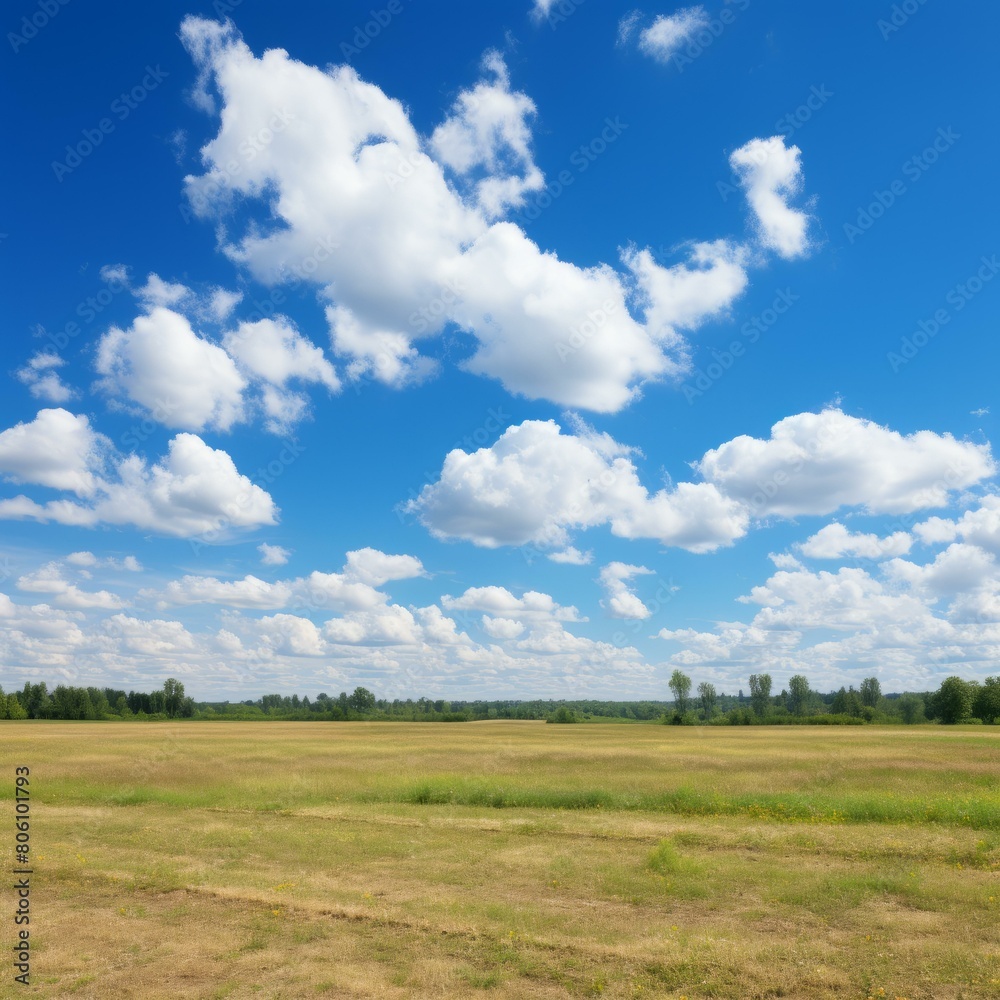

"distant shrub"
[546, 706, 581, 724]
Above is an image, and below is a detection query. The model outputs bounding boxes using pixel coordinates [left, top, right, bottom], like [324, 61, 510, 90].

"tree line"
[663, 670, 1000, 726]
[1, 673, 998, 724]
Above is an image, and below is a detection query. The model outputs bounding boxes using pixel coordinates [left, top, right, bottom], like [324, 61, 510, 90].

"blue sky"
[2, 0, 999, 700]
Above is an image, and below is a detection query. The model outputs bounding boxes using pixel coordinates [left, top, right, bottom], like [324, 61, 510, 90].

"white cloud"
[407, 418, 749, 552]
[16, 350, 75, 403]
[798, 522, 912, 560]
[0, 408, 110, 496]
[617, 10, 642, 46]
[696, 409, 995, 517]
[222, 317, 340, 433]
[258, 543, 291, 566]
[548, 546, 592, 565]
[430, 50, 543, 218]
[637, 7, 710, 62]
[17, 561, 125, 610]
[729, 137, 811, 259]
[599, 561, 654, 619]
[914, 495, 1000, 553]
[481, 615, 526, 639]
[442, 586, 583, 622]
[96, 434, 277, 537]
[177, 19, 808, 414]
[149, 574, 294, 610]
[66, 551, 143, 572]
[530, 0, 558, 20]
[0, 430, 277, 538]
[95, 307, 247, 432]
[343, 548, 425, 587]
[136, 273, 194, 310]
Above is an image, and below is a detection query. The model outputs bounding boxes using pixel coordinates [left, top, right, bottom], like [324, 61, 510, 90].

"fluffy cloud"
[0, 409, 109, 496]
[0, 425, 277, 538]
[343, 548, 425, 587]
[17, 562, 125, 610]
[637, 7, 710, 62]
[599, 562, 654, 619]
[914, 495, 1000, 553]
[430, 50, 543, 218]
[442, 585, 583, 622]
[146, 548, 422, 613]
[407, 419, 749, 552]
[16, 351, 75, 403]
[258, 543, 291, 566]
[548, 546, 592, 565]
[696, 409, 994, 517]
[798, 522, 912, 560]
[177, 18, 806, 413]
[96, 307, 247, 432]
[222, 316, 340, 432]
[729, 137, 811, 259]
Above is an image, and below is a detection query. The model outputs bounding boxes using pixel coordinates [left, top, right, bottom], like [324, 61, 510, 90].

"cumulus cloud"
[696, 409, 994, 517]
[258, 543, 291, 566]
[0, 422, 277, 538]
[146, 548, 423, 613]
[637, 7, 710, 62]
[798, 522, 913, 560]
[176, 17, 806, 413]
[599, 562, 654, 619]
[729, 137, 811, 259]
[442, 585, 583, 622]
[406, 418, 749, 552]
[343, 548, 425, 587]
[914, 495, 1000, 553]
[548, 546, 592, 565]
[430, 50, 543, 218]
[95, 307, 247, 432]
[0, 408, 110, 496]
[16, 351, 75, 403]
[17, 561, 126, 610]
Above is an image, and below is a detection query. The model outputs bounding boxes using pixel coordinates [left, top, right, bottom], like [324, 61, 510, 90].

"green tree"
[859, 676, 881, 709]
[831, 686, 864, 717]
[748, 673, 772, 718]
[973, 676, 1000, 723]
[787, 675, 810, 715]
[348, 686, 376, 714]
[932, 676, 975, 724]
[896, 692, 925, 724]
[162, 678, 185, 717]
[697, 682, 717, 717]
[668, 670, 692, 713]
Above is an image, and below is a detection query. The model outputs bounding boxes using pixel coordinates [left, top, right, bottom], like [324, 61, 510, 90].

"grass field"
[3, 721, 999, 999]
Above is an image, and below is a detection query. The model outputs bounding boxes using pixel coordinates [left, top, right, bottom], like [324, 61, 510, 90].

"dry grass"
[2, 721, 999, 997]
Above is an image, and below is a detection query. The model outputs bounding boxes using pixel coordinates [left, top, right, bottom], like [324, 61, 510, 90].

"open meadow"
[3, 721, 999, 999]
